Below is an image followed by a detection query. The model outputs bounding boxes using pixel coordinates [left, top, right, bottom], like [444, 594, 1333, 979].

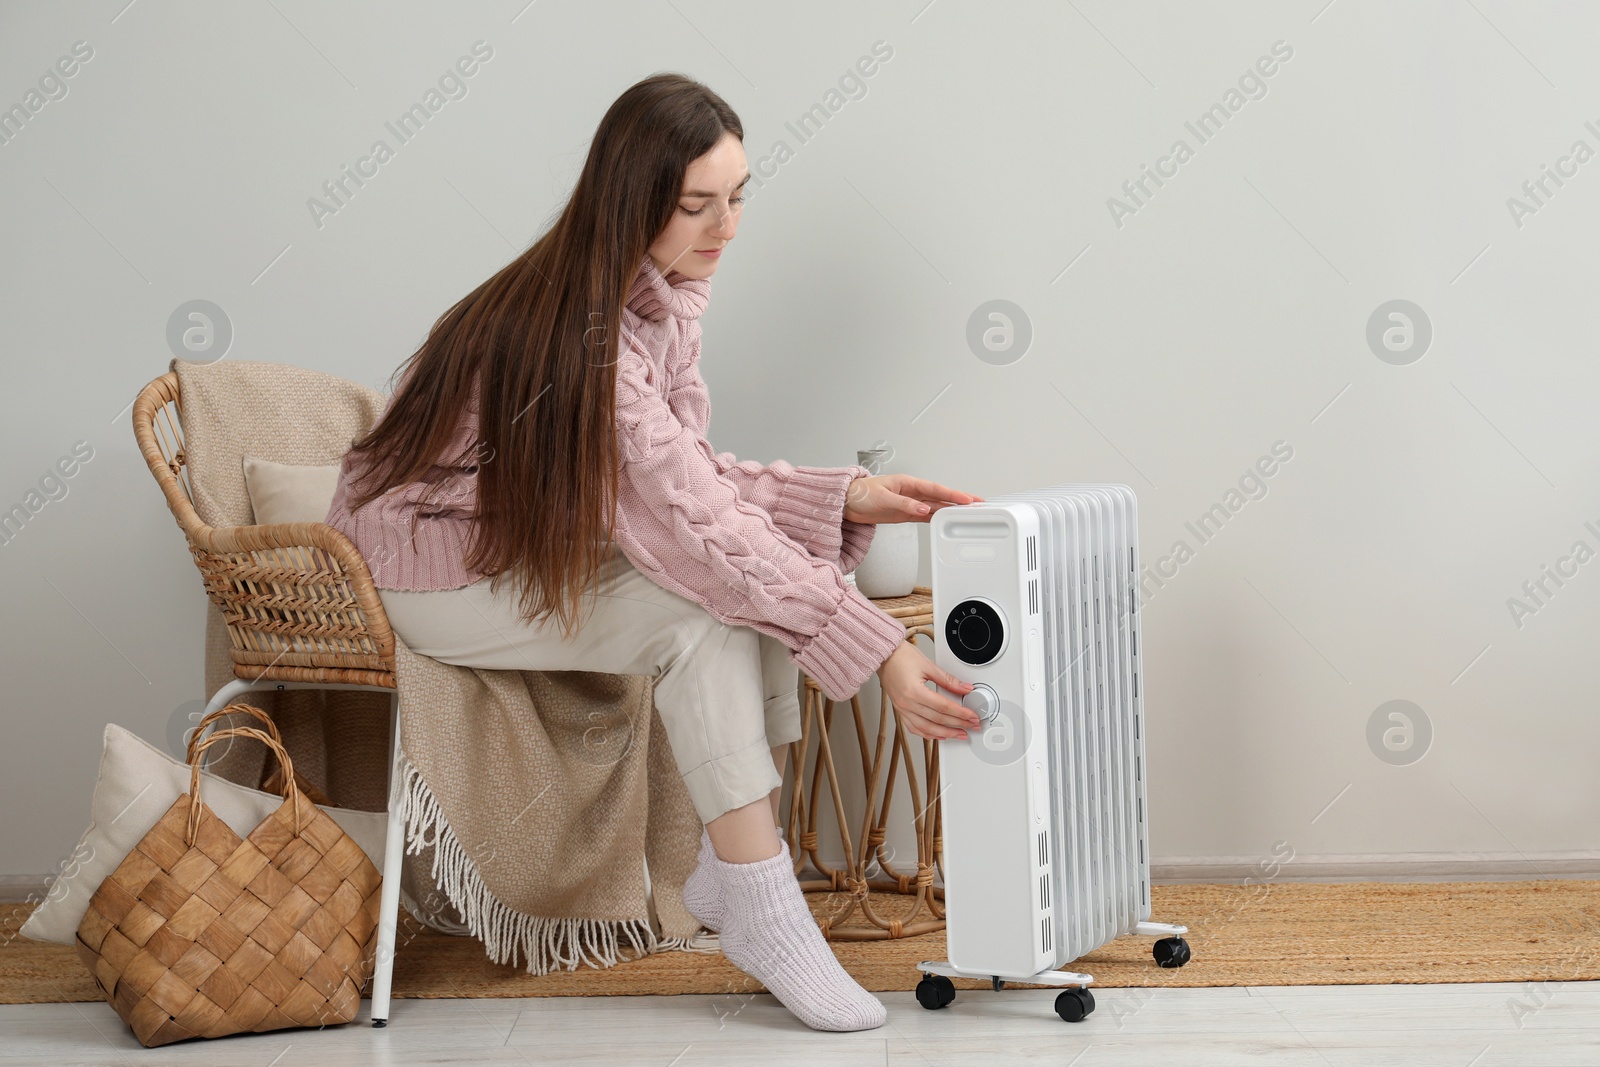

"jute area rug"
[5, 881, 1597, 1004]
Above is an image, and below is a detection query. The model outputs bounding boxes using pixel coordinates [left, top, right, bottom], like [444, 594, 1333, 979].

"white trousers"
[376, 543, 803, 824]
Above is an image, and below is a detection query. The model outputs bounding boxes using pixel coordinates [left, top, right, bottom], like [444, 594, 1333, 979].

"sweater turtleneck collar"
[626, 253, 712, 322]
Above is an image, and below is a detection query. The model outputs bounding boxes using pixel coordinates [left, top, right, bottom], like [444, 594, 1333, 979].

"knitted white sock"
[683, 826, 786, 933]
[714, 841, 886, 1032]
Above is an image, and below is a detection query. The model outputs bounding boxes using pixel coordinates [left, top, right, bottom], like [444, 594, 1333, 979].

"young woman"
[325, 73, 985, 1033]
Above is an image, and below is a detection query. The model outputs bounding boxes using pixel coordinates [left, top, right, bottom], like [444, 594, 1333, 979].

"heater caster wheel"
[1054, 987, 1095, 1022]
[916, 975, 956, 1010]
[1153, 936, 1191, 968]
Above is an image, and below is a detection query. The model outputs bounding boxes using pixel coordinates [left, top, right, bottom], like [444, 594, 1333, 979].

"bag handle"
[185, 703, 281, 763]
[185, 703, 330, 805]
[186, 725, 303, 845]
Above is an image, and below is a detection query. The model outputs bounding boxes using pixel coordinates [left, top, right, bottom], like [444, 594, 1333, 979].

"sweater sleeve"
[665, 342, 878, 574]
[612, 350, 907, 702]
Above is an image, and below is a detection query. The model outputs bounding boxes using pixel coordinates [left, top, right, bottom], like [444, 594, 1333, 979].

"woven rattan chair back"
[131, 371, 396, 689]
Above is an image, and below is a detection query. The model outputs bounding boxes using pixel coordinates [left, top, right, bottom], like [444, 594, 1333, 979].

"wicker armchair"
[131, 370, 408, 1027]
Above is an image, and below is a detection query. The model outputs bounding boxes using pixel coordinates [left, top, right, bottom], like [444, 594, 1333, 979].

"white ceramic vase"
[850, 448, 920, 599]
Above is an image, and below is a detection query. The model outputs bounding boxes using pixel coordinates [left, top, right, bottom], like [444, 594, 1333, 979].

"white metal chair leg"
[202, 676, 264, 716]
[369, 692, 405, 1027]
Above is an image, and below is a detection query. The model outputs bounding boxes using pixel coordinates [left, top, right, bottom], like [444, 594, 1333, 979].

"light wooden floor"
[2, 982, 1596, 1065]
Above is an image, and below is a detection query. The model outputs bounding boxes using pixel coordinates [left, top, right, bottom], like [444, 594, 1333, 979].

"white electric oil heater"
[916, 484, 1191, 1023]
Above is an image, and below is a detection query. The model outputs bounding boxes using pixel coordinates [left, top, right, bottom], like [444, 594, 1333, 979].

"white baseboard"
[0, 875, 50, 904]
[821, 850, 1600, 886]
[1150, 851, 1600, 884]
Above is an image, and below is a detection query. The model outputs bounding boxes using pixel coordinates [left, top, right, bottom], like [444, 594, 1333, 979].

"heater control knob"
[962, 683, 1000, 723]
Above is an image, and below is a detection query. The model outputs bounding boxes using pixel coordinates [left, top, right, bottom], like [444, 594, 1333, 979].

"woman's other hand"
[876, 643, 981, 741]
[843, 474, 984, 525]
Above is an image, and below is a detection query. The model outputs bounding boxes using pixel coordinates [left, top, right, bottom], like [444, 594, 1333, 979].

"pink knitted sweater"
[325, 254, 909, 701]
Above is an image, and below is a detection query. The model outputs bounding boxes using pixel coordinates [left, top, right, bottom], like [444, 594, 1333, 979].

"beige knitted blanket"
[170, 356, 713, 975]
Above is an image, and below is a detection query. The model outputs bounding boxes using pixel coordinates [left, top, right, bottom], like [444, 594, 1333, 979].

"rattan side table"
[784, 585, 946, 941]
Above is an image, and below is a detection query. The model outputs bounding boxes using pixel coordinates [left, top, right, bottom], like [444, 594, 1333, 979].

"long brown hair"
[341, 73, 743, 638]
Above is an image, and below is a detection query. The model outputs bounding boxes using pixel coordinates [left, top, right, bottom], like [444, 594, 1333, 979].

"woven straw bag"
[74, 717, 383, 1047]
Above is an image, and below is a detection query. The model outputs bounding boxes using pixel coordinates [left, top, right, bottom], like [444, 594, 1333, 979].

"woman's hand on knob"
[843, 474, 984, 525]
[876, 643, 982, 741]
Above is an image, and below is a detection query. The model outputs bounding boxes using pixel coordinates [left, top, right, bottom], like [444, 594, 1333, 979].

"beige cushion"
[242, 455, 342, 525]
[20, 723, 388, 944]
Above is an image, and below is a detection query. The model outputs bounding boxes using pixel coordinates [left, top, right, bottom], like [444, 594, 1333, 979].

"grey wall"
[4, 1, 1597, 888]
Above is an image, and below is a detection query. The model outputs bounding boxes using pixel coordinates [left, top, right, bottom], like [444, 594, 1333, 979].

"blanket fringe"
[396, 755, 700, 974]
[658, 930, 722, 954]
